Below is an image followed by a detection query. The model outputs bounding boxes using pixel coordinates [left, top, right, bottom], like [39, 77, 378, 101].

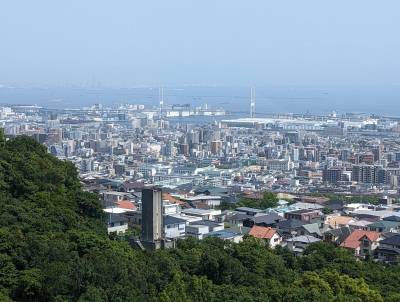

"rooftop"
[249, 226, 277, 239]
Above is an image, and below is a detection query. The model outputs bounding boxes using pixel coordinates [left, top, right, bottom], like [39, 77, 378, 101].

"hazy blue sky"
[0, 1, 399, 87]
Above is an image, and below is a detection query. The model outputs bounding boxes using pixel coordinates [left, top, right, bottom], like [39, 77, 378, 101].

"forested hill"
[1, 134, 400, 301]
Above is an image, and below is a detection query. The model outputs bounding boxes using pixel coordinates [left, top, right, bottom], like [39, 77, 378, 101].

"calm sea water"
[0, 86, 399, 116]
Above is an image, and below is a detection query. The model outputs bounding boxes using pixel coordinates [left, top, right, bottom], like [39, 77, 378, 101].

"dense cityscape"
[2, 100, 400, 262]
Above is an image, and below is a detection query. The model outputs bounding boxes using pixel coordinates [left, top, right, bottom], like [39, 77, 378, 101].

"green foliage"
[310, 192, 380, 205]
[221, 192, 279, 210]
[0, 136, 399, 301]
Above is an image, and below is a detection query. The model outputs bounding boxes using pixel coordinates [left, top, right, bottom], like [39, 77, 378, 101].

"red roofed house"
[115, 200, 137, 211]
[340, 230, 381, 258]
[249, 225, 282, 248]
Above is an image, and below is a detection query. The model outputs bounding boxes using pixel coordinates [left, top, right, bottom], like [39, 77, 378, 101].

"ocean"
[0, 85, 399, 116]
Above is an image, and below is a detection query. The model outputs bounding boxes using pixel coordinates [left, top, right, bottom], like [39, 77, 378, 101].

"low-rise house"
[115, 200, 137, 211]
[323, 226, 351, 246]
[164, 215, 186, 239]
[325, 215, 353, 229]
[350, 209, 400, 221]
[119, 180, 145, 192]
[284, 209, 322, 223]
[242, 212, 284, 228]
[347, 219, 371, 231]
[367, 220, 400, 233]
[204, 230, 243, 243]
[285, 235, 321, 255]
[190, 220, 224, 232]
[182, 194, 222, 208]
[106, 213, 129, 234]
[343, 203, 372, 213]
[248, 225, 282, 248]
[277, 219, 307, 239]
[102, 191, 131, 207]
[163, 202, 181, 215]
[340, 230, 381, 258]
[291, 202, 324, 211]
[225, 225, 251, 236]
[181, 208, 221, 220]
[235, 207, 265, 216]
[298, 222, 327, 239]
[186, 224, 210, 239]
[383, 215, 400, 222]
[376, 234, 400, 263]
[169, 213, 203, 225]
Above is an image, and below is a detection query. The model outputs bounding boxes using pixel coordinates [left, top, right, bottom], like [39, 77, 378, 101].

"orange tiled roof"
[116, 200, 136, 210]
[249, 225, 277, 240]
[340, 230, 380, 249]
[162, 193, 186, 205]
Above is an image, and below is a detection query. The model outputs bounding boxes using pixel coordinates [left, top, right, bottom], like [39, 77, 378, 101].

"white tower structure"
[250, 87, 256, 118]
[159, 87, 164, 115]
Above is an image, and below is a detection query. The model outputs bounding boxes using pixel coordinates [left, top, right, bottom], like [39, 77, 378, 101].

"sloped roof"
[286, 235, 321, 243]
[163, 193, 185, 205]
[367, 220, 400, 230]
[164, 215, 186, 226]
[340, 230, 381, 249]
[324, 226, 351, 244]
[249, 226, 277, 239]
[380, 234, 400, 245]
[277, 219, 306, 230]
[116, 200, 137, 210]
[301, 223, 322, 237]
[251, 213, 284, 225]
[326, 215, 353, 228]
[383, 215, 400, 222]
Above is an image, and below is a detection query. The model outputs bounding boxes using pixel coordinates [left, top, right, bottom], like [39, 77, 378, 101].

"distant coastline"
[1, 85, 400, 116]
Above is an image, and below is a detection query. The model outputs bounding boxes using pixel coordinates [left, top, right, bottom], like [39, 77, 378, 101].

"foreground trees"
[0, 134, 400, 301]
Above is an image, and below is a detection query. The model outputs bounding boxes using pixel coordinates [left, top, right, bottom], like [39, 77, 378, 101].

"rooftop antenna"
[250, 87, 256, 118]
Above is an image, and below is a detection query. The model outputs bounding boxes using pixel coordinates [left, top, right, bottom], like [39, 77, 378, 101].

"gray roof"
[367, 220, 400, 230]
[380, 234, 400, 245]
[251, 213, 284, 225]
[236, 207, 264, 213]
[277, 219, 307, 230]
[383, 215, 400, 222]
[286, 235, 321, 243]
[301, 223, 322, 237]
[205, 230, 241, 239]
[164, 215, 186, 226]
[225, 225, 251, 235]
[190, 220, 223, 227]
[324, 226, 351, 243]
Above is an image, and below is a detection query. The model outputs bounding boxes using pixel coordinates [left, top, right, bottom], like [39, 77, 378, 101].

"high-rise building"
[291, 148, 299, 161]
[352, 164, 382, 184]
[141, 187, 163, 249]
[323, 168, 343, 183]
[211, 140, 222, 154]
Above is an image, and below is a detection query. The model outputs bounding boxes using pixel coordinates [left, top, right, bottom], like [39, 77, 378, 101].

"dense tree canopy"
[220, 192, 279, 210]
[1, 134, 400, 301]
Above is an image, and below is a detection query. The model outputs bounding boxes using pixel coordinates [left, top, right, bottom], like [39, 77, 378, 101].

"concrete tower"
[141, 187, 163, 249]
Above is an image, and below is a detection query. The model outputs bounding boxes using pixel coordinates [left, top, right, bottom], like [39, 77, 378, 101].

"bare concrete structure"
[141, 187, 164, 249]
